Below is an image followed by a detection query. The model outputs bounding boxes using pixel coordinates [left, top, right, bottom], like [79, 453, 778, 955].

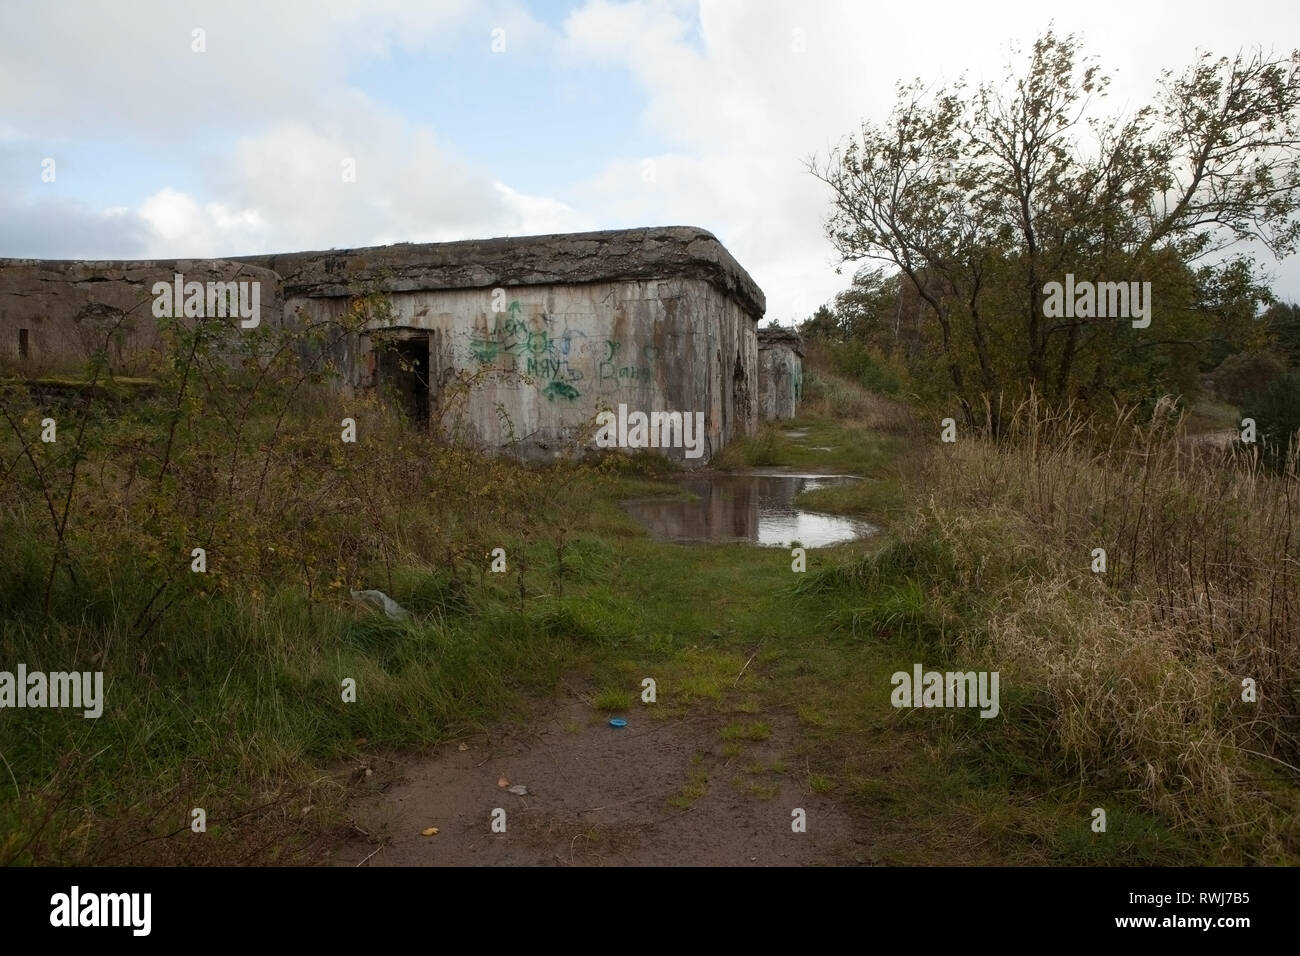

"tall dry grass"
[799, 365, 917, 433]
[826, 392, 1299, 856]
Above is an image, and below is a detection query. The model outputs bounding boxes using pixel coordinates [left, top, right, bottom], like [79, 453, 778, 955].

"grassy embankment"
[2, 355, 1297, 865]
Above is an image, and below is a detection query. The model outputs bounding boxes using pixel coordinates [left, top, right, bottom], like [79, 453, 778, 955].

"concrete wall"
[286, 276, 757, 461]
[0, 227, 766, 464]
[0, 258, 282, 373]
[757, 327, 803, 421]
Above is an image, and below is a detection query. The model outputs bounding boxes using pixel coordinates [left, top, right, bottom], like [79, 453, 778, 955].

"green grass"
[3, 362, 1296, 866]
[668, 756, 711, 809]
[593, 688, 635, 712]
[809, 774, 835, 794]
[712, 416, 904, 476]
[720, 721, 773, 742]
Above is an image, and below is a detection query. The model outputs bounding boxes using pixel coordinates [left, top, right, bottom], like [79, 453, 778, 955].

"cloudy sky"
[2, 0, 1298, 321]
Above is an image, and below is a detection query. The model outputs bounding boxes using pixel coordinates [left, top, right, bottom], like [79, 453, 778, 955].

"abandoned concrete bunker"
[1, 226, 794, 464]
[757, 325, 804, 421]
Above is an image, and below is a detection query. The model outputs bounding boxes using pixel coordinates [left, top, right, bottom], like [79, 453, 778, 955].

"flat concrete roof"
[758, 325, 804, 355]
[232, 226, 765, 317]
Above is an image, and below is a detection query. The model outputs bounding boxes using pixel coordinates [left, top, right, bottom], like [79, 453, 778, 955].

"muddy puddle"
[622, 472, 876, 547]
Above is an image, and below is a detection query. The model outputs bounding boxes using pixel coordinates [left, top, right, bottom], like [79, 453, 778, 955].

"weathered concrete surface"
[0, 258, 282, 371]
[293, 276, 757, 462]
[235, 226, 765, 317]
[757, 326, 803, 421]
[0, 227, 765, 463]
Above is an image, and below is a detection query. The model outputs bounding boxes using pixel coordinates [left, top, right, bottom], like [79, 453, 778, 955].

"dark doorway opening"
[18, 328, 29, 359]
[376, 333, 430, 426]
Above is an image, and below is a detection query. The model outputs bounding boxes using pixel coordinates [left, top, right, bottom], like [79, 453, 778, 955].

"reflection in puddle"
[623, 472, 876, 547]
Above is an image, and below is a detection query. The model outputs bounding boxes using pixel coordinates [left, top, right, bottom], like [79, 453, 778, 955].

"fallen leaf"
[497, 775, 509, 788]
[421, 827, 440, 837]
[507, 785, 528, 796]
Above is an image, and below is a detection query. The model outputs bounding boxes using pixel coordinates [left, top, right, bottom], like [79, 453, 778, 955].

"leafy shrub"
[1241, 371, 1300, 466]
[1211, 350, 1286, 404]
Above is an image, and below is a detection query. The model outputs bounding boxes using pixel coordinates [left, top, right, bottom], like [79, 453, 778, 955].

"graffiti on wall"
[464, 303, 664, 402]
[597, 339, 657, 386]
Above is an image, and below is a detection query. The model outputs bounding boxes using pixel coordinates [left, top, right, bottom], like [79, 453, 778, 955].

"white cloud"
[137, 187, 268, 257]
[0, 0, 518, 140]
[559, 0, 1300, 318]
[1, 0, 1297, 313]
[0, 1, 578, 260]
[492, 182, 591, 236]
[115, 101, 590, 258]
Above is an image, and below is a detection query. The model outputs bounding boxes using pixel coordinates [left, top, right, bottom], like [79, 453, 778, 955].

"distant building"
[757, 325, 803, 420]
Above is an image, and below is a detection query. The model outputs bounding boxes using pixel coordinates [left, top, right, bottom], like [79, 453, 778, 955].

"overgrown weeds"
[0, 297, 638, 864]
[800, 391, 1300, 859]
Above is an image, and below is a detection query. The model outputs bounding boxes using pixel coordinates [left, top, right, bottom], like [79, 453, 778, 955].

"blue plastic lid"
[609, 717, 627, 728]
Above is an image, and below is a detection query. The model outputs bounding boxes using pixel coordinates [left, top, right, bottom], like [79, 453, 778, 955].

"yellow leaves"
[421, 827, 440, 837]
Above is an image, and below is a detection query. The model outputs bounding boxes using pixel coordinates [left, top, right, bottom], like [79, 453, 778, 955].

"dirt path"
[330, 693, 874, 867]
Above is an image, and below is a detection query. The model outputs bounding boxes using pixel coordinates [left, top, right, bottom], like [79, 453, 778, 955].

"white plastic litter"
[350, 589, 410, 620]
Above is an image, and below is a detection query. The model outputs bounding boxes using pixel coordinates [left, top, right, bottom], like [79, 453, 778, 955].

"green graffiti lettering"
[470, 338, 500, 363]
[543, 381, 581, 402]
